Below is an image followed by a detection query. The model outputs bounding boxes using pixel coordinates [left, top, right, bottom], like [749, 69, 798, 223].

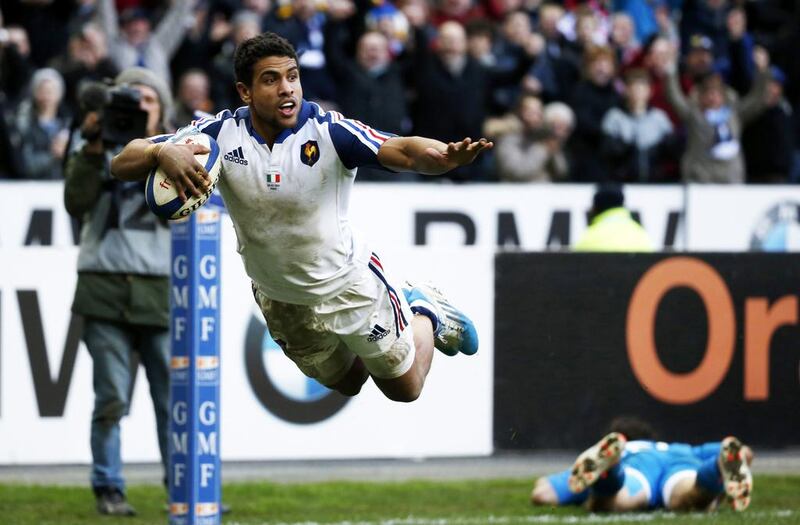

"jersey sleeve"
[147, 109, 233, 144]
[328, 117, 396, 170]
[191, 109, 231, 140]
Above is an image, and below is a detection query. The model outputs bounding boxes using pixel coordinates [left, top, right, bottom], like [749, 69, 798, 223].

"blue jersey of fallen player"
[547, 440, 722, 507]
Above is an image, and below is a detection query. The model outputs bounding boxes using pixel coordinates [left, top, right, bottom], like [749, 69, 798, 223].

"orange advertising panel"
[494, 253, 800, 449]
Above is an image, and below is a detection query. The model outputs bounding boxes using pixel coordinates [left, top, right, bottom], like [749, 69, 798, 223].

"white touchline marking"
[223, 509, 795, 525]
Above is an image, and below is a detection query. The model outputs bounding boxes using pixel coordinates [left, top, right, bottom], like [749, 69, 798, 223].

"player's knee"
[384, 384, 422, 403]
[329, 359, 369, 396]
[332, 381, 364, 397]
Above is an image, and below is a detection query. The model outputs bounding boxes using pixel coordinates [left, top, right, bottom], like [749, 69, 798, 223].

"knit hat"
[770, 65, 786, 85]
[31, 68, 65, 101]
[593, 183, 624, 215]
[115, 66, 174, 131]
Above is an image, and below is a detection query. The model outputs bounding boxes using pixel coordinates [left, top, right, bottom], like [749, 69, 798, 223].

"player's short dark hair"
[608, 416, 658, 441]
[234, 32, 298, 86]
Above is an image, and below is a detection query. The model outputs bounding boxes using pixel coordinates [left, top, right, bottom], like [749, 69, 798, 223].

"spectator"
[529, 3, 581, 102]
[410, 20, 539, 181]
[63, 66, 173, 517]
[724, 6, 755, 95]
[430, 0, 486, 27]
[492, 10, 543, 113]
[96, 0, 194, 88]
[210, 10, 261, 110]
[364, 2, 411, 57]
[324, 24, 407, 134]
[0, 95, 20, 178]
[244, 0, 273, 26]
[612, 0, 659, 43]
[266, 0, 336, 103]
[560, 4, 610, 51]
[574, 184, 654, 252]
[742, 66, 794, 183]
[679, 0, 728, 61]
[49, 23, 119, 119]
[680, 33, 716, 91]
[665, 46, 771, 183]
[495, 95, 572, 182]
[398, 0, 432, 34]
[0, 0, 76, 67]
[324, 6, 414, 181]
[601, 68, 675, 181]
[633, 35, 679, 123]
[569, 45, 622, 181]
[174, 68, 214, 126]
[13, 68, 70, 179]
[170, 2, 229, 84]
[465, 19, 496, 67]
[609, 12, 639, 68]
[545, 101, 577, 149]
[0, 22, 34, 105]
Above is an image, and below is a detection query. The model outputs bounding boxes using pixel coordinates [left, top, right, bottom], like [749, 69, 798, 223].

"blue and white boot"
[403, 282, 479, 356]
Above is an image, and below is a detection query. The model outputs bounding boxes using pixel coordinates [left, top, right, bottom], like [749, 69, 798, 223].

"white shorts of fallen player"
[252, 253, 416, 386]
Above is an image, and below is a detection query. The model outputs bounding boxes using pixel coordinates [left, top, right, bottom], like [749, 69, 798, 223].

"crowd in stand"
[0, 0, 797, 183]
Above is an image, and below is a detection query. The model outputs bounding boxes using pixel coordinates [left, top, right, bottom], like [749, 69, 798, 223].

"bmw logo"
[244, 314, 350, 424]
[750, 201, 800, 252]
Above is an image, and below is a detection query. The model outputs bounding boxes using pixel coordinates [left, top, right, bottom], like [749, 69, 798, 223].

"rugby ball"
[145, 132, 221, 220]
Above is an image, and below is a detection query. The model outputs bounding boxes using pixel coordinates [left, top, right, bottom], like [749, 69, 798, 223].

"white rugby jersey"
[171, 100, 394, 305]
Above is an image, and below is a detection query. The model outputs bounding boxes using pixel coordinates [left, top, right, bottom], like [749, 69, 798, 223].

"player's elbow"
[531, 478, 558, 506]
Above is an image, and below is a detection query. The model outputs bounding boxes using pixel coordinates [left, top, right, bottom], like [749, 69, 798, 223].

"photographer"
[63, 66, 173, 516]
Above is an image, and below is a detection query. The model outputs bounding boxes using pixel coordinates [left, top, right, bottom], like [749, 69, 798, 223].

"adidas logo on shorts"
[367, 324, 390, 342]
[224, 146, 249, 165]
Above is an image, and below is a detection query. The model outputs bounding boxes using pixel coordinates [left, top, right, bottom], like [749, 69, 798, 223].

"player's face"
[239, 55, 303, 135]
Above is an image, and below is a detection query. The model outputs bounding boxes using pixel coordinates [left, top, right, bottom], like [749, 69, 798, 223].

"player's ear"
[236, 81, 252, 105]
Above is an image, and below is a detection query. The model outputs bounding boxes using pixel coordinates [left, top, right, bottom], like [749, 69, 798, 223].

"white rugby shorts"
[252, 252, 416, 386]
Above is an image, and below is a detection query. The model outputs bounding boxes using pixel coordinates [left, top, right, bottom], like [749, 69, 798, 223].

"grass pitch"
[0, 476, 798, 525]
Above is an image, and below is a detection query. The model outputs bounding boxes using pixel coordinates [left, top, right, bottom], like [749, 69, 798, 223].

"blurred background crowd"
[0, 0, 797, 183]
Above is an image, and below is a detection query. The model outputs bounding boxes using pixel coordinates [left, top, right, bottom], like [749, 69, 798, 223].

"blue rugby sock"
[592, 463, 624, 496]
[695, 456, 723, 494]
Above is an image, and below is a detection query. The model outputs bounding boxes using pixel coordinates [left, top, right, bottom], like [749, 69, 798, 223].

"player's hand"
[425, 137, 494, 170]
[156, 142, 211, 202]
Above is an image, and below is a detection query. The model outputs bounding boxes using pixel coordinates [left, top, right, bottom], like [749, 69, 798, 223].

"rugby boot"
[403, 282, 479, 356]
[568, 432, 627, 493]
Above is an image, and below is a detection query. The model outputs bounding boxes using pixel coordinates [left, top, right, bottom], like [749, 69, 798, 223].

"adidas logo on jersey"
[367, 324, 390, 342]
[224, 146, 248, 165]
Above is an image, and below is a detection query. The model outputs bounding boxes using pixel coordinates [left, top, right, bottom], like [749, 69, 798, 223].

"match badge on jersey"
[145, 131, 222, 220]
[300, 140, 320, 167]
[266, 166, 282, 191]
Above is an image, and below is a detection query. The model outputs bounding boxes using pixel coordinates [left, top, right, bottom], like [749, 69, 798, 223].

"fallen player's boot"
[568, 432, 627, 493]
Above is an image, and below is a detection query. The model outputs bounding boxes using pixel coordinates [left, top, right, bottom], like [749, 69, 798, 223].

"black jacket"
[323, 20, 408, 134]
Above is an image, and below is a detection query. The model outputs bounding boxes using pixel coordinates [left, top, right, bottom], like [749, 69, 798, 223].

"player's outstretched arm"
[377, 136, 493, 176]
[111, 138, 211, 200]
